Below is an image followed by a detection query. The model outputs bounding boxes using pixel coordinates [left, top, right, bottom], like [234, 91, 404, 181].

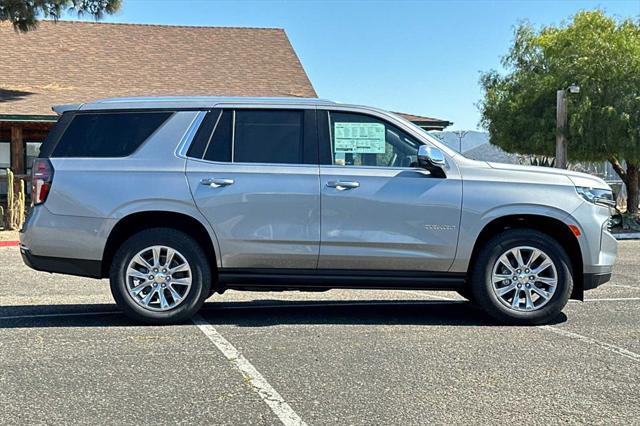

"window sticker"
[334, 122, 386, 154]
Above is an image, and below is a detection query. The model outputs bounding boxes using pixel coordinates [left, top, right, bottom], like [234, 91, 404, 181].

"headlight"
[576, 186, 616, 208]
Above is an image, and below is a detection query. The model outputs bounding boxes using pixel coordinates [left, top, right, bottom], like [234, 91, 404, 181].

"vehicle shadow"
[0, 299, 568, 328]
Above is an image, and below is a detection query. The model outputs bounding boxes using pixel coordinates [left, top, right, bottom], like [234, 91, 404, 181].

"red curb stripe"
[0, 241, 19, 247]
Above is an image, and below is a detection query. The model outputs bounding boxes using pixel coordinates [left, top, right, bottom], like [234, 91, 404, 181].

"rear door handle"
[326, 180, 360, 190]
[201, 178, 234, 187]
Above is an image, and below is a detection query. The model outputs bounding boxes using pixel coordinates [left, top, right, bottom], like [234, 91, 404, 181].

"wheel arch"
[467, 214, 584, 300]
[101, 210, 219, 279]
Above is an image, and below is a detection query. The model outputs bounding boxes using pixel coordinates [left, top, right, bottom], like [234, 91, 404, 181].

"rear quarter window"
[51, 111, 172, 158]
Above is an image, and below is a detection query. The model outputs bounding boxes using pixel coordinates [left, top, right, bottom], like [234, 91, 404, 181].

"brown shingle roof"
[0, 21, 317, 116]
[393, 111, 451, 125]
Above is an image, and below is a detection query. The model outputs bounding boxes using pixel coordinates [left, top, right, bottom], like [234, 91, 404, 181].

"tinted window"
[203, 110, 232, 162]
[234, 110, 303, 164]
[52, 112, 172, 158]
[186, 110, 219, 159]
[327, 112, 420, 168]
[38, 111, 75, 158]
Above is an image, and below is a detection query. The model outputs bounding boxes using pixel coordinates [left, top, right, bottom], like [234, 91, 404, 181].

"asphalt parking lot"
[1, 242, 639, 425]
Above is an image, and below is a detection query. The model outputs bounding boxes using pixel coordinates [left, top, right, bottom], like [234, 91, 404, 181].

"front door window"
[328, 111, 420, 168]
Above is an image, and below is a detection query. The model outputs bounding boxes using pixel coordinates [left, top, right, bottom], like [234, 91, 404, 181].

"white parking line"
[404, 291, 461, 301]
[539, 325, 640, 362]
[192, 315, 307, 426]
[583, 297, 640, 302]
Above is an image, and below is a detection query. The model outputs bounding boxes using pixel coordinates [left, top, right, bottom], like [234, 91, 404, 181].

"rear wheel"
[470, 229, 573, 325]
[109, 228, 211, 324]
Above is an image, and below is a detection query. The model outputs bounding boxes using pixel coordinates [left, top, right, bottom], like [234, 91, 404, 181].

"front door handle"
[201, 178, 235, 187]
[326, 180, 360, 190]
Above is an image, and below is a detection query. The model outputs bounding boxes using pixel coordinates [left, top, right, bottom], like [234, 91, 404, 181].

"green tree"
[479, 11, 640, 214]
[0, 0, 121, 32]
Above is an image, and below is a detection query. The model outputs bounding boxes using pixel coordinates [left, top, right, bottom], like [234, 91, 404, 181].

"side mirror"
[417, 145, 446, 177]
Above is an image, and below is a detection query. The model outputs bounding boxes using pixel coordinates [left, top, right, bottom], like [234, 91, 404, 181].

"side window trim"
[317, 109, 332, 165]
[231, 110, 236, 163]
[177, 111, 208, 158]
[327, 111, 334, 156]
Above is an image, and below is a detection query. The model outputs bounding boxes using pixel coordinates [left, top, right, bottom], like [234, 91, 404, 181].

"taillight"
[32, 159, 54, 206]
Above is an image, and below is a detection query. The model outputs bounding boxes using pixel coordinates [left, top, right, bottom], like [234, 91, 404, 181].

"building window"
[26, 142, 42, 175]
[0, 142, 9, 197]
[0, 142, 9, 169]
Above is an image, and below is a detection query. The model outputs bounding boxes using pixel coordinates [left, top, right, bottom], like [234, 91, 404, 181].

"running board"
[217, 269, 466, 291]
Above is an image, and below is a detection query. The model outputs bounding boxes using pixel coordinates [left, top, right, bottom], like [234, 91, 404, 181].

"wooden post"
[10, 125, 25, 174]
[555, 89, 568, 169]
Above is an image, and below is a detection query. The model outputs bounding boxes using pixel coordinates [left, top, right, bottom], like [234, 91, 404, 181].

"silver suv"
[20, 97, 617, 325]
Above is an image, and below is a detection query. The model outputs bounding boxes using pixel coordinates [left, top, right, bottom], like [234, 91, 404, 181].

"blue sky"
[76, 0, 639, 130]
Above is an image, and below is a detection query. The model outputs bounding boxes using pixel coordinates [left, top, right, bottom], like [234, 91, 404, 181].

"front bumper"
[583, 272, 612, 290]
[569, 201, 618, 275]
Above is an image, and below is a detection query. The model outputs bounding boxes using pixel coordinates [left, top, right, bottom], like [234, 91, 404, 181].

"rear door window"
[51, 111, 172, 158]
[187, 109, 317, 165]
[234, 110, 303, 164]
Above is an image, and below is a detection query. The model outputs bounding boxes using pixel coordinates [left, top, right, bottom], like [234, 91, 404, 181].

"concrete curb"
[0, 241, 19, 247]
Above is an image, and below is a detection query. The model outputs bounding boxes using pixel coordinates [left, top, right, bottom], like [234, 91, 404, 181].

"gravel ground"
[0, 230, 19, 242]
[1, 242, 639, 425]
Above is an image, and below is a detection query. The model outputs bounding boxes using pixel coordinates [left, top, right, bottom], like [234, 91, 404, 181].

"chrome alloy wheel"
[125, 245, 192, 312]
[491, 246, 558, 312]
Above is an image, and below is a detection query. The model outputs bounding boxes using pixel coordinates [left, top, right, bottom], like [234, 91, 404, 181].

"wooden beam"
[11, 125, 25, 174]
[1, 129, 50, 141]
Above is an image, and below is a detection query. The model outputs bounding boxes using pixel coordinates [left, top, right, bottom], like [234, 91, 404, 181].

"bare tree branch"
[609, 157, 628, 183]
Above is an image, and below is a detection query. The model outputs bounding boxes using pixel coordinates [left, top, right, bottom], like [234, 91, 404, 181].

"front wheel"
[470, 229, 573, 325]
[109, 228, 211, 324]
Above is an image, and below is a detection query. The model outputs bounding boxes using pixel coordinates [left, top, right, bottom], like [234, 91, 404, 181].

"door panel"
[319, 167, 462, 272]
[187, 161, 320, 268]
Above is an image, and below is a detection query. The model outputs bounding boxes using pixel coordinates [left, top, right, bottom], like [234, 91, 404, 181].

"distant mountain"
[428, 130, 489, 153]
[428, 130, 519, 164]
[427, 131, 618, 181]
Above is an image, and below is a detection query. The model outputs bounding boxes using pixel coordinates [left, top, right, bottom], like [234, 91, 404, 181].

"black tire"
[109, 228, 211, 324]
[470, 229, 573, 325]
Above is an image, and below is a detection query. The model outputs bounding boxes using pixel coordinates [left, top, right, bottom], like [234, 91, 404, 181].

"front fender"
[450, 203, 576, 273]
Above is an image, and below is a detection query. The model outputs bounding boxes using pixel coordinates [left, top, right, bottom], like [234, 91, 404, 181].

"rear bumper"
[19, 205, 113, 261]
[583, 272, 612, 291]
[20, 246, 102, 278]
